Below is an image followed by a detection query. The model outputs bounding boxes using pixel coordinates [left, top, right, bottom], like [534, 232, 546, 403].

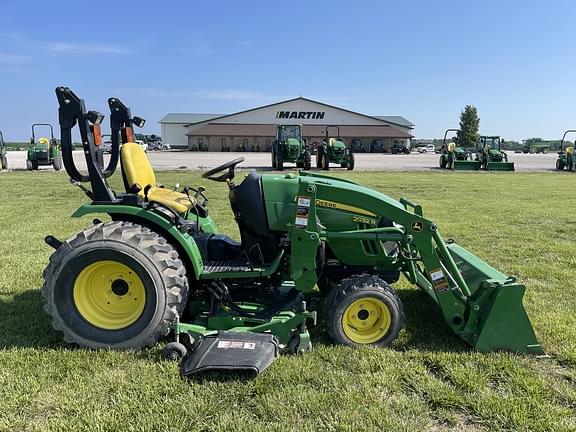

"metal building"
[159, 97, 413, 152]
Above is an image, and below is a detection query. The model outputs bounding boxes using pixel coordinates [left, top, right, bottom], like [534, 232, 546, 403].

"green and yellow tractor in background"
[475, 135, 515, 171]
[27, 123, 62, 171]
[42, 87, 542, 377]
[438, 128, 478, 170]
[0, 130, 7, 170]
[316, 126, 354, 170]
[271, 124, 311, 170]
[555, 129, 575, 171]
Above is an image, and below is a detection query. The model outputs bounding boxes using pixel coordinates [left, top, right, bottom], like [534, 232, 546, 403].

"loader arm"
[289, 175, 542, 354]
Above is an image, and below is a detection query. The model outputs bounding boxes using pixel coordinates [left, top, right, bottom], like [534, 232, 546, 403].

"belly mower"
[42, 88, 542, 377]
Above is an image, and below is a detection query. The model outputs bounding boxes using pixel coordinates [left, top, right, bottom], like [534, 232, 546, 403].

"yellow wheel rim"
[342, 297, 391, 344]
[73, 260, 146, 330]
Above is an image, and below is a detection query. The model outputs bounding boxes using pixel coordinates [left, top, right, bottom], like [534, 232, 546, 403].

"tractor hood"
[285, 138, 301, 151]
[261, 171, 404, 232]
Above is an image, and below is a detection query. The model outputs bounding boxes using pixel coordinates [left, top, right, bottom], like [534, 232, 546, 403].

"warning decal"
[430, 268, 448, 293]
[217, 341, 256, 350]
[295, 195, 311, 229]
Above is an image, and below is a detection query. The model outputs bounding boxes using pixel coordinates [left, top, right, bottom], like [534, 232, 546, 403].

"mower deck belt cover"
[180, 331, 279, 377]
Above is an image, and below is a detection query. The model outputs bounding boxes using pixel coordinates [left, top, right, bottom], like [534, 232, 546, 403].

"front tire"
[316, 149, 323, 168]
[303, 150, 311, 170]
[322, 152, 330, 170]
[1, 155, 7, 170]
[347, 153, 355, 170]
[324, 275, 404, 347]
[53, 154, 63, 171]
[42, 221, 189, 349]
[556, 159, 565, 170]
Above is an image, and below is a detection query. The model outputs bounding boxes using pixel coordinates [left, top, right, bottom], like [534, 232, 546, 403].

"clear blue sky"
[1, 0, 575, 141]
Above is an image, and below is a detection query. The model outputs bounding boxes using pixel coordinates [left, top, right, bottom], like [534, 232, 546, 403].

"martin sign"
[276, 111, 325, 120]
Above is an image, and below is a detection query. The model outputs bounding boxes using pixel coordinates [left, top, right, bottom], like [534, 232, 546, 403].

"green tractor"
[316, 126, 354, 170]
[27, 123, 62, 171]
[0, 130, 7, 170]
[438, 129, 478, 170]
[43, 87, 542, 376]
[475, 136, 515, 171]
[555, 130, 575, 171]
[271, 125, 311, 170]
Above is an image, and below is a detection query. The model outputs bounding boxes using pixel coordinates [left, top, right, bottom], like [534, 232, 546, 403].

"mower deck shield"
[180, 331, 279, 377]
[447, 243, 542, 354]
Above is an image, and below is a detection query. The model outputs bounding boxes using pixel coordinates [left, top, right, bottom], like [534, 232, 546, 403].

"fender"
[71, 204, 204, 279]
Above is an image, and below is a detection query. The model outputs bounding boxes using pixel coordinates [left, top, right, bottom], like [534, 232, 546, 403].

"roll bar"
[324, 125, 340, 140]
[560, 129, 576, 152]
[31, 123, 55, 141]
[443, 128, 459, 146]
[55, 86, 115, 202]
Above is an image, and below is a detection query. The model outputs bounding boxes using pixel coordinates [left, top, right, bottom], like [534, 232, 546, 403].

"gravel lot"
[3, 150, 561, 172]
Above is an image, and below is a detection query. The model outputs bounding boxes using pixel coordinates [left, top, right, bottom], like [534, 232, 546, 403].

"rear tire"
[324, 274, 404, 347]
[556, 159, 565, 170]
[277, 153, 284, 171]
[439, 156, 447, 169]
[42, 221, 189, 349]
[271, 148, 277, 168]
[1, 155, 7, 170]
[316, 149, 323, 168]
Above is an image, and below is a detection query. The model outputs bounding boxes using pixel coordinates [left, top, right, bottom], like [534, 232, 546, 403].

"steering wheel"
[201, 157, 245, 182]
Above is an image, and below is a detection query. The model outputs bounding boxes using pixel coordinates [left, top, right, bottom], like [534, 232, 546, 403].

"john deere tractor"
[475, 136, 514, 171]
[556, 130, 575, 171]
[316, 126, 354, 170]
[0, 130, 7, 170]
[438, 129, 478, 170]
[42, 87, 542, 377]
[271, 125, 311, 170]
[27, 123, 62, 170]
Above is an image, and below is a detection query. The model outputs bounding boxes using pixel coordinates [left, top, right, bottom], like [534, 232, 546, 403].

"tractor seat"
[328, 138, 337, 148]
[120, 143, 194, 214]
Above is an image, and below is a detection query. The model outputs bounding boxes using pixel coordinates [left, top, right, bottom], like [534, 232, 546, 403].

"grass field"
[0, 169, 575, 431]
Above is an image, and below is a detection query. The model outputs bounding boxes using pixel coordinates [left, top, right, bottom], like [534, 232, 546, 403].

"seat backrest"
[120, 142, 156, 193]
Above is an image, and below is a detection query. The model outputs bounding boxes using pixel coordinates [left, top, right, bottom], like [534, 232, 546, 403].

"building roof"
[159, 97, 414, 129]
[187, 124, 412, 138]
[373, 116, 414, 128]
[159, 113, 222, 124]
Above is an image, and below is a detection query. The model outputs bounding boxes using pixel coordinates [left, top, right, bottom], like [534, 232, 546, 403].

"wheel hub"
[73, 260, 146, 330]
[342, 298, 392, 344]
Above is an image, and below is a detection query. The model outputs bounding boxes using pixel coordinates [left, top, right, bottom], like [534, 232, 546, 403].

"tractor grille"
[204, 257, 254, 273]
[37, 151, 49, 160]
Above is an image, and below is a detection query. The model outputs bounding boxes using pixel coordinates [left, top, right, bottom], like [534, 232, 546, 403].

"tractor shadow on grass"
[0, 288, 65, 348]
[395, 289, 470, 353]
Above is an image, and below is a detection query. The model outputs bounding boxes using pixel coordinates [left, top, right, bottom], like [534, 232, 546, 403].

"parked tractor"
[438, 129, 478, 170]
[390, 142, 411, 154]
[0, 130, 7, 170]
[42, 87, 542, 377]
[556, 130, 575, 171]
[316, 126, 354, 170]
[271, 125, 311, 170]
[475, 135, 514, 171]
[27, 123, 62, 171]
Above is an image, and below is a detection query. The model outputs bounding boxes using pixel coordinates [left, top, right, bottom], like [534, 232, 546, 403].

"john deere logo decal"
[411, 221, 423, 232]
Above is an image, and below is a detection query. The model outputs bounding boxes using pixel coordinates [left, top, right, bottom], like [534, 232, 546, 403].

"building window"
[198, 138, 203, 145]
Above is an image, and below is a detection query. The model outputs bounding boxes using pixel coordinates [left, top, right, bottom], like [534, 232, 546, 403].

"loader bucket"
[446, 243, 543, 354]
[486, 161, 515, 171]
[453, 160, 481, 170]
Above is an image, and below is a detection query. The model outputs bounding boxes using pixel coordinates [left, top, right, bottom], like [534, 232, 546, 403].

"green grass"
[0, 169, 575, 431]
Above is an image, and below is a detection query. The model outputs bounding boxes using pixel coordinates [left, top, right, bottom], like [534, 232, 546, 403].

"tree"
[455, 105, 480, 148]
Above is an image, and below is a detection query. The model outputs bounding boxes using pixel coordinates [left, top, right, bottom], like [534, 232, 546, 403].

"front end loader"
[475, 136, 515, 171]
[438, 128, 479, 170]
[0, 130, 7, 170]
[556, 130, 575, 171]
[27, 123, 62, 171]
[317, 125, 354, 170]
[42, 87, 542, 377]
[271, 125, 311, 170]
